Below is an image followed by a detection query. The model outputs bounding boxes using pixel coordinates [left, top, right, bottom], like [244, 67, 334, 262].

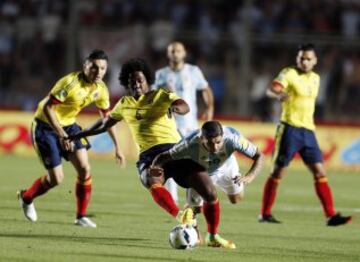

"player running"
[151, 120, 263, 248]
[18, 49, 125, 227]
[154, 41, 214, 203]
[69, 58, 235, 248]
[259, 43, 352, 226]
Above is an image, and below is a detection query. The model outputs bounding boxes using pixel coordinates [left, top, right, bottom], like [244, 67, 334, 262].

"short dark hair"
[119, 58, 154, 88]
[201, 121, 223, 138]
[298, 43, 315, 52]
[86, 49, 108, 61]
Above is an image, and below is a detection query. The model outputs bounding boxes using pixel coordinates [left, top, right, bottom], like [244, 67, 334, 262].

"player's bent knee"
[49, 174, 64, 186]
[202, 187, 217, 203]
[228, 194, 242, 204]
[78, 165, 91, 177]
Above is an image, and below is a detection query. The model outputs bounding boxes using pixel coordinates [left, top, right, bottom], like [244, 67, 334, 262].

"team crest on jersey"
[93, 92, 99, 100]
[135, 109, 144, 120]
[58, 89, 68, 99]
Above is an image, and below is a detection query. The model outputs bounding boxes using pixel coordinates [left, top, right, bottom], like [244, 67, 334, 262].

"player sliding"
[69, 58, 235, 249]
[151, 120, 263, 248]
[18, 50, 125, 227]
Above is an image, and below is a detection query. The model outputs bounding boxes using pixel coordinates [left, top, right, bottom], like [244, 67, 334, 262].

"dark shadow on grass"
[62, 250, 205, 262]
[0, 232, 148, 245]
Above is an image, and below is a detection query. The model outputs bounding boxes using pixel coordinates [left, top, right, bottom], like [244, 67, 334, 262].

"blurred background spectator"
[0, 0, 359, 123]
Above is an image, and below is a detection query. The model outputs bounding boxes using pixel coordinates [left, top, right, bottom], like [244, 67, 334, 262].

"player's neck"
[170, 62, 185, 72]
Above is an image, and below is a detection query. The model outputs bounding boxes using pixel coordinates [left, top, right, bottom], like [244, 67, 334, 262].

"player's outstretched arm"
[170, 99, 189, 115]
[234, 150, 264, 186]
[69, 117, 118, 140]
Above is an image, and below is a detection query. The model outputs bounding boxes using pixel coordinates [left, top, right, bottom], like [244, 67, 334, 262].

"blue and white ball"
[169, 224, 198, 249]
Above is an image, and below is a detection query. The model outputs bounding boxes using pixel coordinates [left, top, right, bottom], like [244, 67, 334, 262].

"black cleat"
[327, 213, 352, 226]
[258, 214, 281, 224]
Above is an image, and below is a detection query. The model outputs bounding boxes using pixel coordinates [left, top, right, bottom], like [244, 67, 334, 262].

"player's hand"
[233, 173, 255, 186]
[277, 92, 289, 102]
[149, 165, 164, 177]
[59, 136, 74, 152]
[115, 149, 126, 168]
[66, 133, 79, 141]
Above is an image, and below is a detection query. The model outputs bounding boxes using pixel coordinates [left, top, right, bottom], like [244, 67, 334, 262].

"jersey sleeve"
[109, 98, 124, 121]
[193, 66, 209, 91]
[50, 74, 77, 102]
[273, 67, 292, 90]
[95, 83, 110, 110]
[228, 128, 258, 158]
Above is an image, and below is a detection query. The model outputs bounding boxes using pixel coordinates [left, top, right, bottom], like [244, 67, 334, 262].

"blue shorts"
[31, 119, 91, 169]
[136, 143, 206, 188]
[273, 122, 323, 167]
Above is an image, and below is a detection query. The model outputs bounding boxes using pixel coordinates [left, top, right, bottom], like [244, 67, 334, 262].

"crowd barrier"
[0, 111, 359, 171]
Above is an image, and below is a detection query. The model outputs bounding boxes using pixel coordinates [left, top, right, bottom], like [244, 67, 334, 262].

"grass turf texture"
[0, 154, 359, 262]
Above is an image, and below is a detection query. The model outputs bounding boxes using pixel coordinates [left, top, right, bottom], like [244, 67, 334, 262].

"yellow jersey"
[110, 88, 182, 153]
[35, 72, 110, 126]
[273, 67, 320, 130]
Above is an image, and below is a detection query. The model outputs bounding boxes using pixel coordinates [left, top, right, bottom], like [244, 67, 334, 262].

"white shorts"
[186, 155, 245, 207]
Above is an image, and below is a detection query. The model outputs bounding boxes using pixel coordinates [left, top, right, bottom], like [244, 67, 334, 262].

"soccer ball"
[169, 224, 198, 249]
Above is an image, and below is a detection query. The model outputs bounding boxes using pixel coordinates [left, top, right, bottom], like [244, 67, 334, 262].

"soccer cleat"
[17, 190, 37, 222]
[205, 233, 236, 249]
[74, 216, 97, 228]
[176, 208, 196, 227]
[258, 214, 281, 224]
[327, 213, 352, 226]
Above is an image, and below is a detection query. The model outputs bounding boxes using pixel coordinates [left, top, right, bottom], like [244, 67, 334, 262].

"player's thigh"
[213, 156, 244, 197]
[166, 159, 217, 202]
[32, 120, 63, 170]
[273, 123, 303, 167]
[299, 130, 323, 168]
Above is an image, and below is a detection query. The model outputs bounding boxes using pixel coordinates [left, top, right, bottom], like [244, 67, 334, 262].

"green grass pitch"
[0, 154, 359, 262]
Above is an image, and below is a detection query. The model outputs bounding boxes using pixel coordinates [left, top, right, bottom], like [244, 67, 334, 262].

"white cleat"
[17, 190, 37, 222]
[74, 217, 97, 228]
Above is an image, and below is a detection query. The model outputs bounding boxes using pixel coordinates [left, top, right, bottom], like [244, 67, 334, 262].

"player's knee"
[228, 193, 243, 204]
[50, 173, 64, 186]
[78, 164, 91, 177]
[202, 186, 217, 203]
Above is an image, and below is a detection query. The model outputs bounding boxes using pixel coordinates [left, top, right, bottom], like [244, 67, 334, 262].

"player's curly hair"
[119, 58, 154, 89]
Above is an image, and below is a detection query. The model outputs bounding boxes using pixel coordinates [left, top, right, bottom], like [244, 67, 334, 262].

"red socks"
[76, 176, 92, 218]
[314, 176, 336, 217]
[23, 175, 53, 203]
[261, 176, 280, 216]
[203, 200, 220, 234]
[150, 184, 179, 217]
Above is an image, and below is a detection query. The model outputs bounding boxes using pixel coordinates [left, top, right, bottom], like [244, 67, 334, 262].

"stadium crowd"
[0, 0, 359, 121]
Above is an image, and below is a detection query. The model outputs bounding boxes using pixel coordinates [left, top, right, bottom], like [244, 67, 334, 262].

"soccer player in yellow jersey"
[18, 50, 125, 228]
[259, 43, 351, 226]
[70, 58, 235, 248]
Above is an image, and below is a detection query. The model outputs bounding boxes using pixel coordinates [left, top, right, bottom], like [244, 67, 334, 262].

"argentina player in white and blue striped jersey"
[152, 121, 263, 208]
[154, 41, 214, 204]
